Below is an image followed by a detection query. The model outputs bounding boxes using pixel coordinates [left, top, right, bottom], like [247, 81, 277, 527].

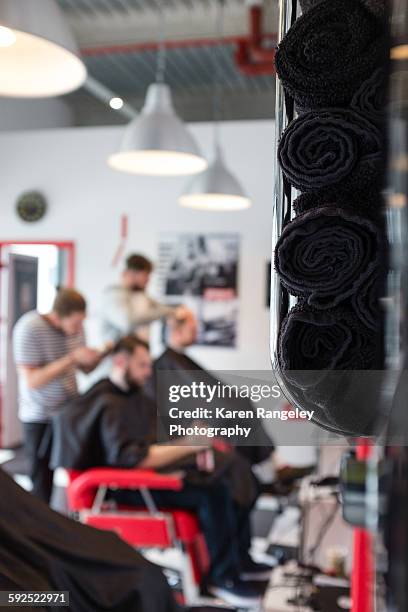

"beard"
[124, 369, 141, 390]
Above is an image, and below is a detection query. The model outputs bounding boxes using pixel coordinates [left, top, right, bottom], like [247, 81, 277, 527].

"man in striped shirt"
[13, 288, 102, 503]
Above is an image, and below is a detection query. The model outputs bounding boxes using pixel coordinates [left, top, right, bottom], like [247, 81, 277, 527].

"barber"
[101, 253, 180, 344]
[13, 288, 102, 503]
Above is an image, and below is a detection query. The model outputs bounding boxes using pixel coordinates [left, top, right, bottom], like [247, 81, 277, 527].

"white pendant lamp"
[108, 3, 207, 177]
[108, 82, 207, 176]
[0, 0, 87, 98]
[179, 0, 251, 210]
[179, 144, 251, 210]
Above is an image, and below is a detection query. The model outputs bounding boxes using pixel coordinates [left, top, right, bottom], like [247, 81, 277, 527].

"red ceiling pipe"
[235, 40, 275, 76]
[80, 4, 276, 77]
[248, 4, 276, 62]
[80, 33, 276, 58]
[81, 36, 248, 57]
[234, 3, 276, 76]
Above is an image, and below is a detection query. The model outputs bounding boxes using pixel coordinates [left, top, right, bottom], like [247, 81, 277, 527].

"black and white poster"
[158, 233, 240, 347]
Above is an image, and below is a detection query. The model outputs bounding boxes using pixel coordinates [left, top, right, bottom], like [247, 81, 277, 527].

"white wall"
[0, 120, 275, 371]
[0, 98, 73, 131]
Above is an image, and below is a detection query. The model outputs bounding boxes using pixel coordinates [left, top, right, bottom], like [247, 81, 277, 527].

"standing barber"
[13, 288, 101, 503]
[101, 253, 178, 344]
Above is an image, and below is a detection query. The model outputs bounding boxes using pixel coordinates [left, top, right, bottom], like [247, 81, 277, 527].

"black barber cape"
[51, 378, 259, 508]
[50, 378, 156, 471]
[0, 468, 178, 612]
[151, 348, 275, 465]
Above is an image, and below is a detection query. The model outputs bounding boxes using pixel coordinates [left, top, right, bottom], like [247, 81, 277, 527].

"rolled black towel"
[278, 303, 377, 375]
[274, 207, 383, 309]
[293, 191, 383, 217]
[277, 303, 384, 437]
[352, 267, 384, 332]
[300, 0, 385, 19]
[278, 108, 382, 194]
[361, 0, 386, 19]
[351, 68, 387, 126]
[275, 0, 385, 108]
[299, 0, 324, 12]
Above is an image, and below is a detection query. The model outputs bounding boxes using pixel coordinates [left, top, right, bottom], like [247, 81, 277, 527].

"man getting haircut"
[51, 336, 270, 608]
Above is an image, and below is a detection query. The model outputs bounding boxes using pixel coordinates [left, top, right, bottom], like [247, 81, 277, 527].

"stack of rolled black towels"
[274, 0, 388, 436]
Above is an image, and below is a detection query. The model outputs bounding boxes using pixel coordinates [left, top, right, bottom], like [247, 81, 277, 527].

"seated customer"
[150, 309, 275, 466]
[51, 336, 270, 608]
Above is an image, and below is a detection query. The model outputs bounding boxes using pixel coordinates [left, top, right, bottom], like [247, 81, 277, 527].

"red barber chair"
[66, 468, 210, 605]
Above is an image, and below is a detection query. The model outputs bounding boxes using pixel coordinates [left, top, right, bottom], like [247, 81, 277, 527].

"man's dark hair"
[126, 254, 153, 273]
[53, 288, 86, 318]
[112, 335, 149, 356]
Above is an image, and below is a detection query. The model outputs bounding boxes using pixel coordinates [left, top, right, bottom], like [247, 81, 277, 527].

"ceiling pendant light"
[108, 3, 207, 177]
[179, 144, 251, 210]
[108, 82, 207, 176]
[0, 0, 87, 98]
[179, 0, 251, 211]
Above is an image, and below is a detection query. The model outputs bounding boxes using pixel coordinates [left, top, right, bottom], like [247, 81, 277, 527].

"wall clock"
[16, 191, 47, 223]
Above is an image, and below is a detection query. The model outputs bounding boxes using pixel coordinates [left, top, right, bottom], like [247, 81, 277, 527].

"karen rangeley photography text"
[165, 381, 315, 439]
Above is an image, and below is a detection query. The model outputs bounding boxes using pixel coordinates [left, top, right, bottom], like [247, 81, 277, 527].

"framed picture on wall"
[158, 233, 240, 347]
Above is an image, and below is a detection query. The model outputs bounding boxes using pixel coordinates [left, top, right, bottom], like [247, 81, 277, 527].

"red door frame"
[0, 240, 75, 448]
[0, 241, 75, 286]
